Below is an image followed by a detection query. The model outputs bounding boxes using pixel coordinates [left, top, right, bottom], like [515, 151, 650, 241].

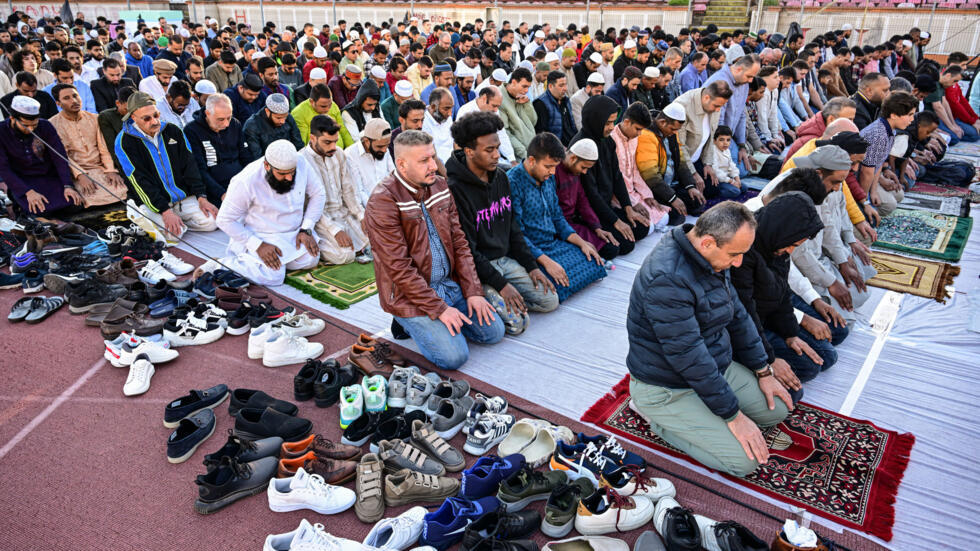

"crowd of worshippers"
[0, 13, 978, 436]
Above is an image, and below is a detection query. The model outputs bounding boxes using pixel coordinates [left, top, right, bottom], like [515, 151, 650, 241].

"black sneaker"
[203, 429, 283, 471]
[341, 409, 399, 447]
[167, 409, 217, 464]
[147, 280, 170, 302]
[233, 407, 312, 442]
[294, 358, 334, 401]
[369, 409, 429, 453]
[228, 389, 298, 417]
[66, 280, 128, 314]
[461, 509, 540, 550]
[391, 318, 410, 340]
[193, 455, 278, 514]
[164, 384, 230, 428]
[225, 302, 256, 336]
[313, 361, 358, 407]
[247, 302, 294, 330]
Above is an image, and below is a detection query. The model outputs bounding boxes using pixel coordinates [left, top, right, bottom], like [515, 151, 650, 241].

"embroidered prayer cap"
[345, 65, 363, 82]
[266, 93, 290, 114]
[589, 52, 603, 64]
[363, 118, 392, 141]
[661, 102, 686, 122]
[152, 59, 178, 74]
[265, 140, 299, 171]
[10, 95, 40, 118]
[534, 30, 546, 39]
[568, 138, 599, 161]
[793, 145, 853, 171]
[491, 68, 508, 82]
[313, 46, 328, 59]
[370, 66, 386, 79]
[562, 48, 577, 58]
[123, 92, 156, 121]
[195, 80, 218, 94]
[394, 80, 414, 98]
[623, 39, 637, 50]
[586, 72, 605, 85]
[434, 63, 453, 73]
[349, 30, 361, 40]
[535, 61, 551, 73]
[544, 52, 560, 63]
[643, 66, 661, 79]
[310, 67, 327, 81]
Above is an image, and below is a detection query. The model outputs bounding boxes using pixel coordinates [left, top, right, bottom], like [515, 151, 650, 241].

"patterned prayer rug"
[701, 188, 759, 211]
[868, 251, 960, 302]
[947, 142, 980, 157]
[284, 262, 377, 309]
[899, 192, 971, 217]
[582, 375, 914, 541]
[64, 202, 128, 231]
[873, 208, 973, 262]
[910, 181, 980, 203]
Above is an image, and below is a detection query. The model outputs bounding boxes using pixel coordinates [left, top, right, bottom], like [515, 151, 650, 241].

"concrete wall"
[2, 1, 975, 54]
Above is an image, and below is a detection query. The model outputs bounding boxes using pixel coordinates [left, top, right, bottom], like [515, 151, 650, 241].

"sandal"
[9, 296, 40, 322]
[25, 296, 65, 324]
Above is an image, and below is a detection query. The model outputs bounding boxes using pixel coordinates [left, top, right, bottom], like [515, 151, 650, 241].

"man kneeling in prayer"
[214, 140, 325, 286]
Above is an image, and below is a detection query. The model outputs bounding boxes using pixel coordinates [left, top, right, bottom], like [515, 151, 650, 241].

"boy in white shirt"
[707, 125, 742, 198]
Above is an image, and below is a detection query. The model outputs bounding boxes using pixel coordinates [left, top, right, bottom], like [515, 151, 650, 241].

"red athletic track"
[0, 278, 887, 551]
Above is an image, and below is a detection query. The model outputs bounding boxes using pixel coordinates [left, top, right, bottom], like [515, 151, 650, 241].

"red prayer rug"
[582, 374, 915, 541]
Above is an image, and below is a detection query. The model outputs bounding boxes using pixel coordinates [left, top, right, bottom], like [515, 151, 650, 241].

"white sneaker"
[361, 374, 387, 413]
[599, 467, 676, 503]
[274, 311, 326, 338]
[105, 333, 170, 367]
[248, 324, 279, 359]
[164, 316, 225, 347]
[262, 332, 324, 368]
[267, 467, 357, 515]
[264, 518, 365, 551]
[339, 384, 364, 429]
[574, 487, 655, 535]
[158, 250, 194, 275]
[363, 506, 427, 551]
[123, 354, 155, 396]
[118, 339, 179, 366]
[464, 412, 516, 455]
[138, 260, 177, 285]
[190, 303, 228, 328]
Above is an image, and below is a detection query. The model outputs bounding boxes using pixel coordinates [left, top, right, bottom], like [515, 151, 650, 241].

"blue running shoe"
[82, 240, 109, 256]
[576, 433, 647, 471]
[421, 496, 500, 550]
[549, 441, 618, 485]
[0, 270, 25, 289]
[460, 454, 526, 500]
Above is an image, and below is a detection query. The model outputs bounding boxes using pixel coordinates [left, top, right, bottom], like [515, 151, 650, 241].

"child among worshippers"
[706, 125, 742, 198]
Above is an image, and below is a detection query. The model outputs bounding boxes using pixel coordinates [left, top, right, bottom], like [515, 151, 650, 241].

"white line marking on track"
[0, 358, 105, 460]
[838, 291, 903, 416]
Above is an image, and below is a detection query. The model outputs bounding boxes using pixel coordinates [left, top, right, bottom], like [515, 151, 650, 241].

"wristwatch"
[754, 365, 775, 379]
[299, 228, 312, 236]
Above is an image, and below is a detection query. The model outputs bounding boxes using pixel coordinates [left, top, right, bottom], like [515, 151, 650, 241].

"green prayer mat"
[284, 262, 378, 309]
[873, 208, 973, 262]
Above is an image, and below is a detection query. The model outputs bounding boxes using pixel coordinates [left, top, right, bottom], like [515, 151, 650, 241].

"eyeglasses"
[140, 112, 161, 122]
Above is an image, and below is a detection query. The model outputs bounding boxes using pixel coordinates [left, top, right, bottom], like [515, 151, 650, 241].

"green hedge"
[668, 0, 689, 5]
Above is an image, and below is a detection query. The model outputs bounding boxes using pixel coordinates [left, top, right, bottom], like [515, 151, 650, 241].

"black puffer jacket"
[570, 95, 634, 227]
[626, 225, 769, 420]
[731, 192, 824, 363]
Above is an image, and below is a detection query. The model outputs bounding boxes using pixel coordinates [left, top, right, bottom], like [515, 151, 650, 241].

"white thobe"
[422, 109, 454, 163]
[346, 139, 394, 209]
[301, 144, 370, 264]
[215, 156, 326, 286]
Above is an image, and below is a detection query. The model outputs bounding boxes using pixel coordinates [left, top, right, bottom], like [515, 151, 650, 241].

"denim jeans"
[483, 256, 559, 313]
[765, 295, 850, 383]
[394, 286, 505, 370]
[939, 119, 980, 146]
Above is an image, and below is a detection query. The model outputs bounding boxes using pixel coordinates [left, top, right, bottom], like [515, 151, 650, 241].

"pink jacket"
[611, 126, 669, 225]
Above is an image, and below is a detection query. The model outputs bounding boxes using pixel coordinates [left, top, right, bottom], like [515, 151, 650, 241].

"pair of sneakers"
[648, 498, 768, 551]
[339, 375, 388, 428]
[248, 323, 324, 368]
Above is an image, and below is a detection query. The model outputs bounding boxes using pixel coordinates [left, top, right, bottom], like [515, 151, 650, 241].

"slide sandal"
[523, 428, 558, 469]
[498, 419, 538, 457]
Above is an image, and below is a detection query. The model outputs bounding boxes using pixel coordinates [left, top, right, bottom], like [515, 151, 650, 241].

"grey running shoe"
[429, 396, 475, 440]
[410, 419, 465, 472]
[463, 412, 516, 456]
[387, 366, 420, 408]
[424, 379, 471, 414]
[463, 393, 510, 434]
[404, 373, 441, 413]
[377, 438, 447, 476]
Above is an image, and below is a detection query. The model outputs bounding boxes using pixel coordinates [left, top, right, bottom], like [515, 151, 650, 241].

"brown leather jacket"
[364, 170, 484, 320]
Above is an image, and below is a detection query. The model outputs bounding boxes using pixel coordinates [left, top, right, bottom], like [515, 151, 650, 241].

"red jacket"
[302, 59, 334, 83]
[946, 84, 978, 125]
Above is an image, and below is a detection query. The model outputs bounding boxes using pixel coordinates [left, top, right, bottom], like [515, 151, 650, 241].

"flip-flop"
[25, 296, 65, 324]
[9, 297, 42, 322]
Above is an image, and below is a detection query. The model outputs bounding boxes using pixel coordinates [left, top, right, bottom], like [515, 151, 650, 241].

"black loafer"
[228, 389, 298, 417]
[234, 407, 312, 442]
[203, 429, 283, 471]
[194, 455, 278, 514]
[167, 409, 217, 464]
[164, 384, 230, 428]
[313, 362, 358, 407]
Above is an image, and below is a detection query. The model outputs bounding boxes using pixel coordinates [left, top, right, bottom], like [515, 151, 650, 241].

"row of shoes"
[263, 509, 432, 551]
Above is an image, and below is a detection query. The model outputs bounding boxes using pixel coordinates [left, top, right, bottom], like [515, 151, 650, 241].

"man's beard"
[266, 170, 295, 194]
[432, 109, 448, 123]
[369, 147, 386, 161]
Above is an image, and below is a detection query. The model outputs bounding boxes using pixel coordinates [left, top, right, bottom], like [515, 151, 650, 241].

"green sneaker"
[361, 375, 388, 413]
[497, 465, 567, 512]
[542, 477, 595, 537]
[339, 384, 363, 429]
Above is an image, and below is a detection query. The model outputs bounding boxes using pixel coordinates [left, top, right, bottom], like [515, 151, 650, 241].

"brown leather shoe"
[100, 312, 167, 339]
[277, 451, 358, 484]
[357, 334, 409, 366]
[281, 434, 363, 461]
[85, 299, 148, 327]
[96, 259, 140, 287]
[349, 344, 396, 376]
